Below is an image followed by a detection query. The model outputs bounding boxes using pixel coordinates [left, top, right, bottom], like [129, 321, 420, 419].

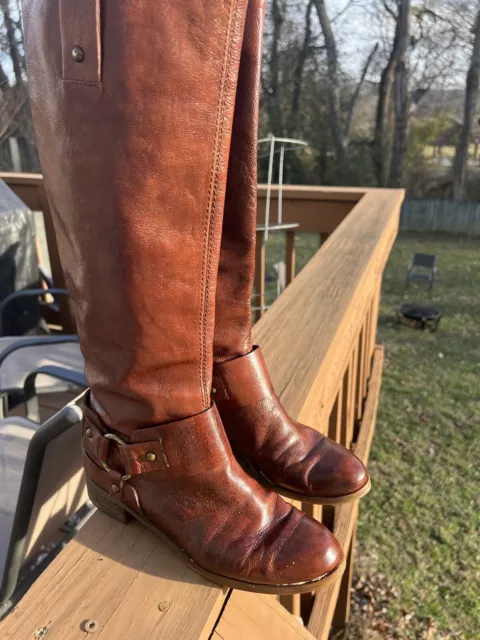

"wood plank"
[367, 283, 381, 376]
[257, 184, 366, 202]
[353, 346, 384, 465]
[257, 199, 352, 234]
[363, 307, 372, 398]
[254, 229, 266, 322]
[307, 502, 358, 640]
[340, 367, 349, 447]
[327, 392, 341, 443]
[332, 522, 357, 630]
[307, 347, 384, 639]
[285, 230, 296, 286]
[279, 594, 301, 618]
[356, 324, 367, 422]
[319, 232, 329, 245]
[213, 591, 314, 640]
[255, 189, 402, 435]
[347, 346, 358, 448]
[0, 173, 396, 640]
[1, 514, 226, 640]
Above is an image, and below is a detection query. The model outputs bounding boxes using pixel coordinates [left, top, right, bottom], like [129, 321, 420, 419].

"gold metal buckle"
[101, 432, 132, 482]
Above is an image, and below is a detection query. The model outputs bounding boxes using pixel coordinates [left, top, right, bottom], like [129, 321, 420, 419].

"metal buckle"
[101, 432, 132, 482]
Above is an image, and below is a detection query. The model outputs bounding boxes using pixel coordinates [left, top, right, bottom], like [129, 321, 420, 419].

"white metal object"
[254, 135, 307, 315]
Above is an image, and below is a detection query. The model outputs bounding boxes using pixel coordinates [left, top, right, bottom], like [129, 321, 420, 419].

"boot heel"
[86, 477, 133, 525]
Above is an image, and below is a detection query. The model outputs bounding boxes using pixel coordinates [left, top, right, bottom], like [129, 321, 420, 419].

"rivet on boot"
[85, 428, 93, 438]
[146, 452, 157, 462]
[111, 484, 120, 493]
[72, 46, 84, 62]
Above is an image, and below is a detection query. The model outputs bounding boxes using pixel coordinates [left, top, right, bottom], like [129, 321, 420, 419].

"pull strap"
[82, 403, 233, 479]
[212, 346, 275, 409]
[60, 0, 102, 85]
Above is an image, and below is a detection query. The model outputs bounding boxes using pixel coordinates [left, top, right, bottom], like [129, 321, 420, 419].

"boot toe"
[267, 513, 344, 585]
[307, 439, 370, 499]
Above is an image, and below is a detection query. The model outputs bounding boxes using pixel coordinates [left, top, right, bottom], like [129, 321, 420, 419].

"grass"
[354, 233, 480, 639]
[266, 231, 480, 638]
[423, 144, 480, 169]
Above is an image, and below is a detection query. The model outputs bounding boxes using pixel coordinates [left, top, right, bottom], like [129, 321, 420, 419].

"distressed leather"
[214, 0, 266, 363]
[213, 347, 369, 499]
[83, 402, 343, 586]
[213, 1, 369, 500]
[23, 0, 249, 433]
[23, 0, 344, 589]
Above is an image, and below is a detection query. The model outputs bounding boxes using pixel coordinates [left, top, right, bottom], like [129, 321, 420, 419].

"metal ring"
[101, 460, 112, 473]
[104, 432, 127, 446]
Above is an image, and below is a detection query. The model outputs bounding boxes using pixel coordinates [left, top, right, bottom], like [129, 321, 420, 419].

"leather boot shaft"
[23, 0, 248, 433]
[214, 0, 266, 363]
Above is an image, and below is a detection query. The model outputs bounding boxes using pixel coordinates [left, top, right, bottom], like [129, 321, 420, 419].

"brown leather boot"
[213, 0, 370, 505]
[23, 0, 345, 592]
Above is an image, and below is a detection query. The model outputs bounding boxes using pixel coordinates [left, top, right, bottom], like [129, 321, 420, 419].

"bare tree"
[313, 0, 347, 179]
[313, 0, 377, 182]
[389, 0, 411, 187]
[264, 0, 286, 134]
[452, 5, 480, 200]
[289, 0, 314, 137]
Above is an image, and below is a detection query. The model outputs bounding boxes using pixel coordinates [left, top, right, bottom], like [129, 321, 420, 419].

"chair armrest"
[24, 365, 87, 422]
[0, 335, 79, 371]
[38, 266, 55, 289]
[0, 402, 83, 605]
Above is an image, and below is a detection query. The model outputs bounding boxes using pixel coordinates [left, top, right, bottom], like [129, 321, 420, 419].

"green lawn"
[266, 231, 480, 638]
[424, 144, 479, 162]
[352, 233, 480, 639]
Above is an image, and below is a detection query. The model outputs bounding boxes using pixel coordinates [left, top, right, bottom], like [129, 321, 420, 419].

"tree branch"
[345, 42, 379, 139]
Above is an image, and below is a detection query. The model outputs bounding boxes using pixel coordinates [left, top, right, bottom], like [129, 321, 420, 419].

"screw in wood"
[158, 601, 171, 612]
[84, 620, 99, 634]
[34, 628, 48, 639]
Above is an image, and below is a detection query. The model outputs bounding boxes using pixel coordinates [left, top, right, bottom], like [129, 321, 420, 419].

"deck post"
[285, 230, 296, 286]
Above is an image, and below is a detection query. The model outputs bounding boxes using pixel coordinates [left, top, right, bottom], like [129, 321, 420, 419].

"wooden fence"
[401, 198, 480, 235]
[0, 175, 404, 639]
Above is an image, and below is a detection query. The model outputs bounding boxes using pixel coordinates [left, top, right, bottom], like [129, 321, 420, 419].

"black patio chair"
[405, 253, 437, 291]
[0, 395, 90, 617]
[0, 287, 87, 420]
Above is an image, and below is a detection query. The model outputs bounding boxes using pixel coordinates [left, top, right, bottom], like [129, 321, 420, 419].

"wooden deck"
[0, 175, 404, 639]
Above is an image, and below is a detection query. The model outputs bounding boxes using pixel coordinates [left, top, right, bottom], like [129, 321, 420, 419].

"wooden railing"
[254, 185, 365, 320]
[0, 174, 404, 640]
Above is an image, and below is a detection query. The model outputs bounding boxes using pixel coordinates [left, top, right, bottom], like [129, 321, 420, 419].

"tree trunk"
[1, 0, 23, 86]
[452, 7, 480, 201]
[389, 0, 411, 188]
[372, 54, 396, 187]
[266, 0, 285, 134]
[313, 0, 348, 183]
[289, 0, 313, 138]
[345, 43, 379, 142]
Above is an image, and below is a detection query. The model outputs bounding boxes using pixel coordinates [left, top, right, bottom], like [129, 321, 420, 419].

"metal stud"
[211, 387, 217, 395]
[111, 484, 120, 493]
[85, 428, 93, 438]
[72, 46, 85, 63]
[146, 452, 157, 462]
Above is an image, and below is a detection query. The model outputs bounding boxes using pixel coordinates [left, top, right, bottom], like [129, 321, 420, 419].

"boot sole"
[257, 474, 372, 505]
[237, 455, 372, 505]
[86, 476, 346, 595]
